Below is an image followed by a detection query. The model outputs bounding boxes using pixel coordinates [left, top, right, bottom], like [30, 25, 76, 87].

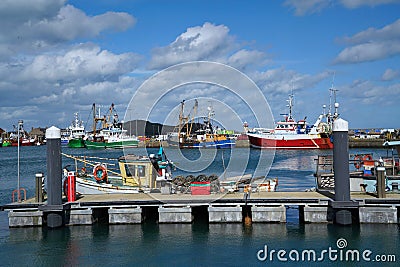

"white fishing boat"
[67, 112, 86, 148]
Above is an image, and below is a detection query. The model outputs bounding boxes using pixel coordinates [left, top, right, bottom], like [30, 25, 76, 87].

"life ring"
[354, 155, 363, 169]
[363, 154, 373, 161]
[93, 164, 107, 182]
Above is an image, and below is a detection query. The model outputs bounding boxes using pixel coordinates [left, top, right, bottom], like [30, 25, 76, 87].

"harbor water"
[0, 146, 399, 266]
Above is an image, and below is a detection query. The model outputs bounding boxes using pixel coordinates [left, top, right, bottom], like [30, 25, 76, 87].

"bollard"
[67, 171, 76, 202]
[35, 173, 44, 203]
[329, 118, 358, 225]
[44, 126, 63, 228]
[333, 118, 350, 202]
[376, 167, 386, 198]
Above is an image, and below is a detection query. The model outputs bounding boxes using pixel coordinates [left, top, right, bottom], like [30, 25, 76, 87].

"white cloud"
[31, 5, 135, 43]
[0, 43, 141, 128]
[0, 105, 41, 125]
[334, 19, 400, 64]
[342, 19, 400, 44]
[31, 93, 58, 104]
[148, 22, 271, 73]
[227, 49, 269, 69]
[0, 1, 135, 59]
[20, 44, 141, 83]
[149, 22, 234, 69]
[339, 0, 400, 9]
[252, 68, 331, 95]
[339, 79, 400, 105]
[0, 0, 66, 24]
[284, 0, 400, 16]
[334, 42, 400, 64]
[337, 79, 400, 128]
[283, 0, 331, 16]
[382, 68, 400, 81]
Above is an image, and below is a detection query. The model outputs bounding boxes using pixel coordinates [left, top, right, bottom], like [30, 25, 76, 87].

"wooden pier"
[2, 191, 400, 227]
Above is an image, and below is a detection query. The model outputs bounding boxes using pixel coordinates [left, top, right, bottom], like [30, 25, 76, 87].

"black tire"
[208, 174, 219, 181]
[196, 174, 207, 182]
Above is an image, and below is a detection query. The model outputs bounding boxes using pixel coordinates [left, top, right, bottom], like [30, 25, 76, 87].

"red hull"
[247, 134, 333, 149]
[11, 140, 34, 146]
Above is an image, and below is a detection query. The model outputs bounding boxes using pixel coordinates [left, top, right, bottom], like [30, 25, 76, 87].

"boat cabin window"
[124, 164, 135, 177]
[137, 165, 146, 177]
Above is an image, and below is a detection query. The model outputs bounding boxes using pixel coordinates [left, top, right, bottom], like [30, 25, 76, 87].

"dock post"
[40, 126, 64, 228]
[376, 167, 386, 198]
[329, 118, 358, 225]
[35, 172, 44, 203]
[333, 118, 350, 202]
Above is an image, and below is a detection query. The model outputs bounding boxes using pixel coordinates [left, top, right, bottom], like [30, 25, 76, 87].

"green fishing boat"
[84, 138, 139, 149]
[2, 139, 12, 147]
[84, 103, 139, 149]
[67, 112, 86, 148]
[68, 138, 86, 148]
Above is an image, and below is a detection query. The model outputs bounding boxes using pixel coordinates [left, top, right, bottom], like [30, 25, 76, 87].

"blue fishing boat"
[167, 100, 235, 148]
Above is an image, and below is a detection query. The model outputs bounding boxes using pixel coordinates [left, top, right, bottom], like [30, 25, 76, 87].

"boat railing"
[314, 154, 400, 193]
[62, 153, 122, 177]
[315, 155, 333, 175]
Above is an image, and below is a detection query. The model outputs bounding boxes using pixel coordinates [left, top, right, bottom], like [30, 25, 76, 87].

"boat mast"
[92, 103, 107, 138]
[286, 91, 294, 121]
[92, 103, 96, 137]
[178, 100, 185, 140]
[206, 103, 215, 134]
[105, 103, 115, 128]
[188, 99, 198, 136]
[328, 73, 339, 125]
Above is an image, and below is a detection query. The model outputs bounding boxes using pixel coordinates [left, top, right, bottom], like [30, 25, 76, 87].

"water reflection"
[1, 221, 399, 266]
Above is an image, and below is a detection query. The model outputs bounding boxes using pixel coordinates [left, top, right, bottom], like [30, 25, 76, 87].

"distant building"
[350, 128, 399, 140]
[29, 127, 46, 143]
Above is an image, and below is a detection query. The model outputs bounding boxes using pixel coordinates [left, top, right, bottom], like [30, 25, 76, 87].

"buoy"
[244, 215, 252, 226]
[93, 164, 107, 182]
[363, 154, 373, 161]
[354, 155, 362, 169]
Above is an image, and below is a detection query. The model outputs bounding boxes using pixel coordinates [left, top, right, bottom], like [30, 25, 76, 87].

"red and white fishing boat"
[246, 94, 334, 149]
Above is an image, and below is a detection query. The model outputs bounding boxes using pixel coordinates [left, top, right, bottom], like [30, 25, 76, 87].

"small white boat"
[255, 179, 278, 192]
[219, 174, 278, 193]
[74, 176, 140, 194]
[62, 147, 174, 194]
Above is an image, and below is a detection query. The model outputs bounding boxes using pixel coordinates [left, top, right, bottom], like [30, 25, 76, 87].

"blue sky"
[0, 0, 399, 132]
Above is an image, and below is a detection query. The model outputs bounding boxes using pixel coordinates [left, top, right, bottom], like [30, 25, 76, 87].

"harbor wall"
[348, 138, 386, 148]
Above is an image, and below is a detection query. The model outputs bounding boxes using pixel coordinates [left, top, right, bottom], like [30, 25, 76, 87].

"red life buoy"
[363, 154, 373, 161]
[354, 155, 362, 169]
[93, 164, 107, 181]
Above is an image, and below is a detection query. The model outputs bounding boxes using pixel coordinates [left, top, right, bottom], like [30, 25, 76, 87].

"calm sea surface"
[0, 146, 398, 266]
